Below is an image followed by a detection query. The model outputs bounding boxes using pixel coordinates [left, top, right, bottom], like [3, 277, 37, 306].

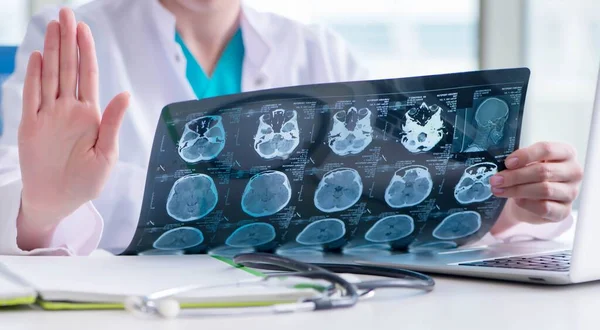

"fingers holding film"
[513, 198, 572, 223]
[504, 141, 576, 170]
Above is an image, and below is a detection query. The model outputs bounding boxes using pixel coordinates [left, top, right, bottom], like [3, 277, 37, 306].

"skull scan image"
[178, 115, 226, 163]
[253, 109, 300, 159]
[454, 162, 497, 204]
[364, 215, 415, 243]
[408, 241, 458, 253]
[314, 168, 363, 213]
[464, 97, 510, 152]
[327, 107, 373, 156]
[296, 218, 346, 245]
[225, 223, 276, 248]
[241, 170, 292, 217]
[384, 165, 433, 208]
[152, 227, 204, 250]
[166, 174, 218, 222]
[432, 211, 482, 240]
[400, 102, 445, 153]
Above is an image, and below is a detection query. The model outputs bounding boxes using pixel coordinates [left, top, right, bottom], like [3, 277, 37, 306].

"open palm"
[18, 8, 129, 230]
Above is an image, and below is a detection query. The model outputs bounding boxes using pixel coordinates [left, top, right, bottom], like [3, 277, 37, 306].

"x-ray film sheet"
[121, 68, 530, 256]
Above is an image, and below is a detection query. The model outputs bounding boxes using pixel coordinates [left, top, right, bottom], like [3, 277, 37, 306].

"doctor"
[0, 0, 582, 256]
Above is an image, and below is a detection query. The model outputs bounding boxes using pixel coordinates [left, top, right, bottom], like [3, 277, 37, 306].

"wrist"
[16, 198, 64, 251]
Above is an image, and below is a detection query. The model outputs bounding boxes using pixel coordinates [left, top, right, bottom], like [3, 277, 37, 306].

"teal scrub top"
[175, 28, 244, 99]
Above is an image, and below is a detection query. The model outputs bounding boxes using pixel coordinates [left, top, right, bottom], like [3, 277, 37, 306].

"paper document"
[121, 68, 530, 256]
[0, 263, 36, 306]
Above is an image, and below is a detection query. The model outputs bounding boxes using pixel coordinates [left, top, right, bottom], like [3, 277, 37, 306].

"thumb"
[96, 91, 130, 162]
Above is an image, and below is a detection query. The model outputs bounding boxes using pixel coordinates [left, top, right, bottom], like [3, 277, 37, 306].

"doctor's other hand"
[16, 8, 129, 250]
[490, 141, 583, 228]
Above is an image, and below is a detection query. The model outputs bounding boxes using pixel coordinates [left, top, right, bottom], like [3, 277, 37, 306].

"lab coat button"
[175, 54, 181, 62]
[255, 76, 264, 86]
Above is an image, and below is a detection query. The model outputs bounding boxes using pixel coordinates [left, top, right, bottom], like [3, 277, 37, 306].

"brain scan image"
[152, 227, 204, 250]
[178, 115, 226, 163]
[364, 215, 415, 243]
[384, 165, 433, 208]
[432, 211, 482, 240]
[296, 218, 346, 245]
[225, 223, 276, 248]
[253, 109, 300, 159]
[314, 168, 363, 212]
[327, 107, 373, 156]
[400, 102, 445, 153]
[408, 241, 458, 253]
[454, 162, 497, 204]
[464, 97, 510, 152]
[166, 174, 218, 222]
[241, 170, 292, 217]
[139, 249, 185, 256]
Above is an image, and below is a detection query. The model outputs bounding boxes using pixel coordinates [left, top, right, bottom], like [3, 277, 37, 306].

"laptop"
[342, 64, 600, 285]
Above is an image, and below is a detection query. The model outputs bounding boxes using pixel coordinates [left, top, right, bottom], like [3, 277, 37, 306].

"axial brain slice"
[400, 102, 444, 153]
[166, 174, 218, 222]
[241, 171, 292, 217]
[385, 165, 433, 208]
[314, 168, 363, 212]
[365, 215, 415, 243]
[178, 115, 226, 163]
[454, 162, 497, 204]
[152, 227, 204, 250]
[327, 107, 373, 156]
[253, 109, 300, 159]
[296, 218, 346, 245]
[225, 223, 276, 247]
[432, 211, 482, 240]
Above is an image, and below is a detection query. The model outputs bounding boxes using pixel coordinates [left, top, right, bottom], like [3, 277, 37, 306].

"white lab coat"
[0, 0, 571, 256]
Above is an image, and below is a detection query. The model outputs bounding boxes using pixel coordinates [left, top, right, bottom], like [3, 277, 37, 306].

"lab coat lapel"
[239, 4, 275, 92]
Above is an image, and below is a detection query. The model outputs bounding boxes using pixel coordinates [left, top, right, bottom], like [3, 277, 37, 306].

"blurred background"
[1, 0, 599, 171]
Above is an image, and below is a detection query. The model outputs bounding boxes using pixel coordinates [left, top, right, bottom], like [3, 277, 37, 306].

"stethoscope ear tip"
[156, 299, 181, 319]
[124, 295, 180, 319]
[124, 296, 144, 314]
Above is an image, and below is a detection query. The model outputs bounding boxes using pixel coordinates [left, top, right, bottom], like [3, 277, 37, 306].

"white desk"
[3, 273, 600, 330]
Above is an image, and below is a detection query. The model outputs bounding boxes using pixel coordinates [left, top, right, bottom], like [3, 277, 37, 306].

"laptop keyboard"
[458, 251, 571, 272]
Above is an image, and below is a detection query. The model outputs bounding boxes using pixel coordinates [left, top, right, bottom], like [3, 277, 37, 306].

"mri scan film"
[296, 218, 346, 245]
[241, 170, 292, 217]
[254, 109, 300, 159]
[225, 223, 277, 248]
[328, 107, 373, 156]
[166, 174, 218, 222]
[465, 97, 510, 152]
[454, 162, 497, 204]
[432, 211, 482, 240]
[152, 227, 204, 250]
[178, 115, 225, 163]
[365, 215, 415, 243]
[314, 168, 363, 212]
[384, 165, 433, 208]
[123, 68, 529, 255]
[400, 102, 445, 153]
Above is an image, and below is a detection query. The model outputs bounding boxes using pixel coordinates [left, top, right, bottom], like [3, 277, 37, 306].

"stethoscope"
[124, 252, 435, 318]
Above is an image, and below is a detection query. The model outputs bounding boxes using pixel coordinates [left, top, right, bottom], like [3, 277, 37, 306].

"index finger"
[505, 141, 576, 170]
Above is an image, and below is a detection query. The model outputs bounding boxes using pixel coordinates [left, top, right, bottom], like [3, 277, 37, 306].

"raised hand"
[16, 8, 129, 250]
[490, 141, 583, 228]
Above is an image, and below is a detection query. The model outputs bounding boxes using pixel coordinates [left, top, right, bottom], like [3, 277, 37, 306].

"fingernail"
[492, 187, 504, 194]
[490, 175, 504, 187]
[505, 157, 519, 169]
